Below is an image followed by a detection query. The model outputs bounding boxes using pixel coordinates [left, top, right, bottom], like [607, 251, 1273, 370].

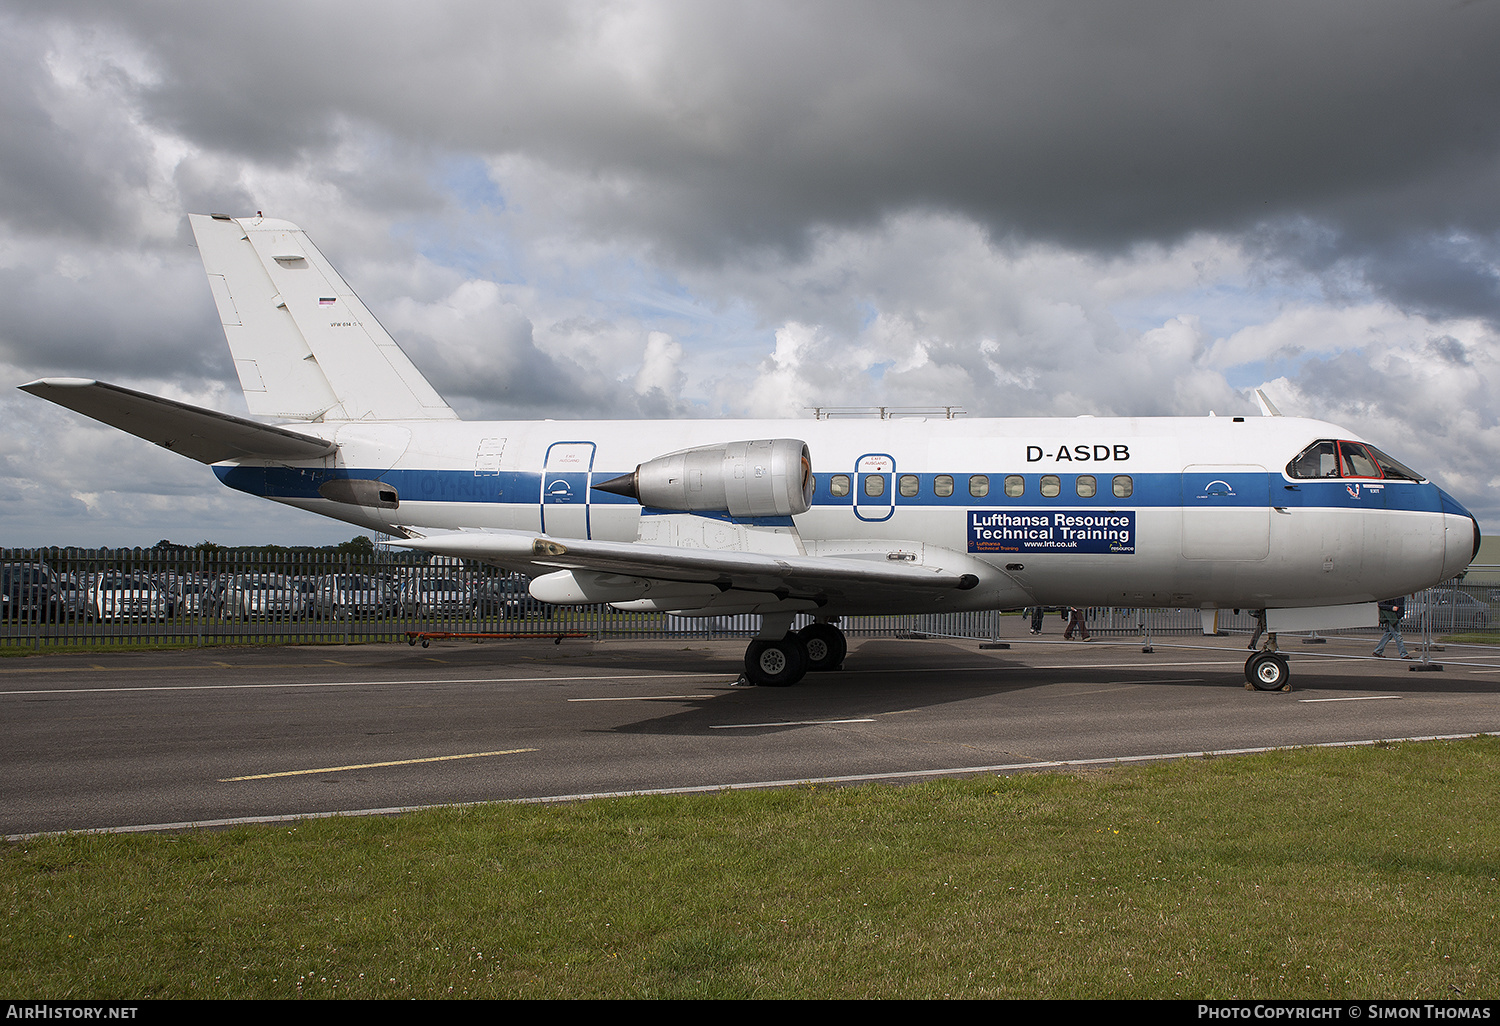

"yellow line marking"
[220, 748, 537, 782]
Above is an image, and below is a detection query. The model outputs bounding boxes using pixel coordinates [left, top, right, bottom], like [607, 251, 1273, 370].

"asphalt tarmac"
[4, 624, 1499, 837]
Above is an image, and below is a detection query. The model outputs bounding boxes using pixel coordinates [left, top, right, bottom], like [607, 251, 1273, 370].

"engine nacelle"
[594, 438, 813, 518]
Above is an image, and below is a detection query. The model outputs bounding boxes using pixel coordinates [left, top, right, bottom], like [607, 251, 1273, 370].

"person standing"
[1027, 605, 1045, 634]
[1373, 595, 1411, 659]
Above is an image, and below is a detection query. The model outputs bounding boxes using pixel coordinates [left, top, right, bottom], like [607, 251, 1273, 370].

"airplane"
[21, 213, 1482, 690]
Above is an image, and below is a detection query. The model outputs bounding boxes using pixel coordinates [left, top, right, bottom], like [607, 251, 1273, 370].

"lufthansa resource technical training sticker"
[968, 510, 1136, 555]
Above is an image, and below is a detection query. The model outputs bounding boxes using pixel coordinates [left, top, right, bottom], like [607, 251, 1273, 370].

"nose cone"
[1437, 489, 1481, 581]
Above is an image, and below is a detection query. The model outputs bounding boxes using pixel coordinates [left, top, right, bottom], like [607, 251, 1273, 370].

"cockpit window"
[1367, 445, 1423, 482]
[1287, 440, 1339, 478]
[1339, 441, 1382, 478]
[1286, 439, 1425, 482]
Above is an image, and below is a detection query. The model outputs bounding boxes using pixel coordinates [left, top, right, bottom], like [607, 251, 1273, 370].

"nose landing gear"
[1244, 611, 1292, 691]
[1245, 650, 1291, 691]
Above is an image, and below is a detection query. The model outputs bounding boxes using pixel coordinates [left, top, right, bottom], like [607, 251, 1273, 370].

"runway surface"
[4, 626, 1499, 837]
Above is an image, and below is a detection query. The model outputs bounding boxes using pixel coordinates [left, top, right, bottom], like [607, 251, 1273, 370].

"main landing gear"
[742, 619, 847, 687]
[1244, 611, 1291, 691]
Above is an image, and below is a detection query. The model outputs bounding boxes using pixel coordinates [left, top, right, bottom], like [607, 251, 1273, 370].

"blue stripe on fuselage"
[213, 466, 1447, 514]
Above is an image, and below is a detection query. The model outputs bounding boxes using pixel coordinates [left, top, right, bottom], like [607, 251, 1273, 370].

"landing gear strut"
[741, 620, 847, 686]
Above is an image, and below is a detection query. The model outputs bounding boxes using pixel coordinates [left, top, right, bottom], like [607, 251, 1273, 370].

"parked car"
[1, 561, 61, 621]
[219, 573, 306, 620]
[171, 575, 216, 616]
[1404, 592, 1490, 632]
[472, 576, 542, 618]
[88, 571, 170, 620]
[308, 574, 400, 620]
[401, 577, 476, 618]
[54, 572, 93, 621]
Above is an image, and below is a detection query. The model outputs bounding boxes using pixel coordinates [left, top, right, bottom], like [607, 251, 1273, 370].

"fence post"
[979, 608, 1009, 650]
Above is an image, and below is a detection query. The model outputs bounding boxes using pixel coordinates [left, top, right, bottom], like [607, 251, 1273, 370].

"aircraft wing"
[19, 378, 337, 464]
[397, 530, 981, 600]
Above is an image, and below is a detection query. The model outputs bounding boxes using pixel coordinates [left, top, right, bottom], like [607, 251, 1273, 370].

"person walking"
[1063, 606, 1091, 641]
[1373, 595, 1411, 659]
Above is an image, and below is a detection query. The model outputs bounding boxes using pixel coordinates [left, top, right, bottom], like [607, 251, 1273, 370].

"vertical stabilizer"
[189, 213, 457, 422]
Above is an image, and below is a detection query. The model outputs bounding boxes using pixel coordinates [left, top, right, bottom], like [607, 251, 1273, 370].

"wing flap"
[20, 378, 337, 464]
[397, 531, 979, 599]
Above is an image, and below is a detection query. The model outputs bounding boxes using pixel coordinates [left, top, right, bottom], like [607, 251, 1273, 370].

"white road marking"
[0, 672, 717, 697]
[15, 730, 1498, 841]
[710, 718, 877, 729]
[1299, 695, 1402, 703]
[568, 695, 720, 702]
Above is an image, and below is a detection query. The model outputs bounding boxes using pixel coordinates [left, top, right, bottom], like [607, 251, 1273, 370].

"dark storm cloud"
[12, 0, 1496, 321]
[0, 15, 151, 239]
[14, 2, 1497, 241]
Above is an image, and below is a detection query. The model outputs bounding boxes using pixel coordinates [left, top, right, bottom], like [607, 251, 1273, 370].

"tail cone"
[592, 471, 640, 501]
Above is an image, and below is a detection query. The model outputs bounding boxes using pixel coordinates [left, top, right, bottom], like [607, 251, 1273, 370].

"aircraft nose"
[1437, 489, 1481, 581]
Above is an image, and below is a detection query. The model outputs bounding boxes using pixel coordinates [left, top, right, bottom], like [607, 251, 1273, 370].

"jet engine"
[594, 438, 813, 518]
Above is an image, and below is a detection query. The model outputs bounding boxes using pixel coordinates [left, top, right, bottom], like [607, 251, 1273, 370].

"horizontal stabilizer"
[20, 378, 337, 464]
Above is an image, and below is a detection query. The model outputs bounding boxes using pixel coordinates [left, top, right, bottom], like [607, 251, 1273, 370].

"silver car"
[310, 574, 399, 620]
[89, 572, 170, 620]
[219, 573, 305, 620]
[1405, 592, 1491, 632]
[402, 577, 475, 618]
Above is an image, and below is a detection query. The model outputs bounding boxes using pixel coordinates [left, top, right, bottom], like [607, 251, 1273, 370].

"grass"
[3, 738, 1499, 999]
[1441, 633, 1500, 646]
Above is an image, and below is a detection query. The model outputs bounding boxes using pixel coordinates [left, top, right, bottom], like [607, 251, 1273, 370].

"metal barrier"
[2, 547, 1495, 649]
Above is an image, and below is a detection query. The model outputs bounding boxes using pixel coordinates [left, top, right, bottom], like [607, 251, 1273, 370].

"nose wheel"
[1245, 651, 1291, 691]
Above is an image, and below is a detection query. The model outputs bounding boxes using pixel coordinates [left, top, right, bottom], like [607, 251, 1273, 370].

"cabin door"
[1181, 465, 1269, 560]
[541, 441, 596, 539]
[854, 453, 896, 523]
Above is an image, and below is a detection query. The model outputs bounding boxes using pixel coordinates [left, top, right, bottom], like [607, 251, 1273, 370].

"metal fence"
[2, 547, 1495, 650]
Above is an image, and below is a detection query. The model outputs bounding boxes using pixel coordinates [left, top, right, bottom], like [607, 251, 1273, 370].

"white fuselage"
[214, 413, 1478, 615]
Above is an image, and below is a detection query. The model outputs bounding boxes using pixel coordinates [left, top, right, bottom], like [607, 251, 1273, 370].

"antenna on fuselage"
[1254, 389, 1283, 417]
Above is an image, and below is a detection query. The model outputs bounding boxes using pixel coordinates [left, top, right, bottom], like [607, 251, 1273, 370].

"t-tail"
[21, 214, 455, 466]
[189, 213, 456, 423]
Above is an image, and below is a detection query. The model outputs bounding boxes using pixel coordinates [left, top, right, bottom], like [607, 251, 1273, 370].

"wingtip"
[20, 377, 98, 393]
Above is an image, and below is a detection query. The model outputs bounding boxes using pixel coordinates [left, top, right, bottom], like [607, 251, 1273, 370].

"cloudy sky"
[2, 0, 1498, 547]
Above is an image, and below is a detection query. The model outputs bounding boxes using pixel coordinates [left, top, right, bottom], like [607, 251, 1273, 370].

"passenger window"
[829, 474, 850, 497]
[898, 474, 919, 497]
[1004, 475, 1025, 497]
[1076, 475, 1097, 498]
[1112, 475, 1132, 498]
[933, 475, 954, 497]
[1040, 475, 1061, 498]
[864, 474, 885, 497]
[969, 475, 989, 497]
